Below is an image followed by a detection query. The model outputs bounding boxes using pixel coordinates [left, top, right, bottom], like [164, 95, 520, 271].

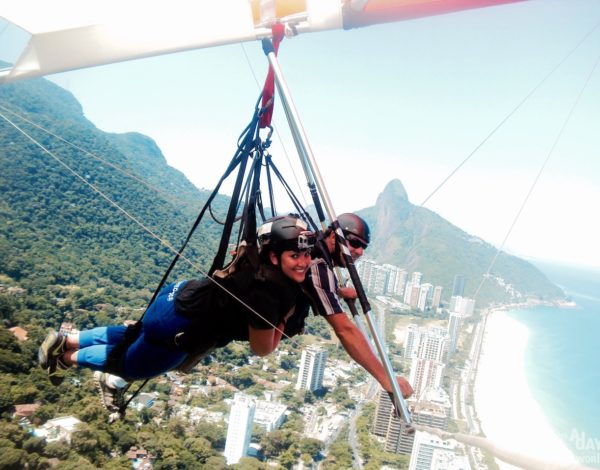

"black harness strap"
[264, 156, 319, 232]
[115, 96, 267, 418]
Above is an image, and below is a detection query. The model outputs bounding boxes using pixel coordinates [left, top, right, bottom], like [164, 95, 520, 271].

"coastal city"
[2, 2, 598, 469]
[9, 258, 498, 470]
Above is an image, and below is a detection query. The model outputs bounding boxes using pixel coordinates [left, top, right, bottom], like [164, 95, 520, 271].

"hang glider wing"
[0, 0, 525, 83]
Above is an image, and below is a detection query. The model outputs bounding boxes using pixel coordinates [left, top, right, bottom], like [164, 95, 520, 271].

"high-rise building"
[452, 275, 466, 297]
[382, 264, 397, 295]
[356, 259, 377, 292]
[224, 394, 256, 465]
[447, 312, 466, 353]
[408, 431, 471, 470]
[416, 328, 449, 362]
[373, 389, 453, 456]
[411, 387, 451, 430]
[409, 284, 420, 310]
[411, 271, 423, 286]
[409, 357, 445, 398]
[417, 283, 433, 311]
[450, 296, 476, 315]
[404, 324, 422, 360]
[409, 328, 449, 397]
[372, 391, 415, 455]
[404, 281, 414, 305]
[372, 265, 389, 295]
[394, 268, 408, 296]
[431, 286, 443, 310]
[295, 345, 327, 392]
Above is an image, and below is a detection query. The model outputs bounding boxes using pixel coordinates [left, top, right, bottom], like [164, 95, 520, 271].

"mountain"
[0, 76, 231, 328]
[0, 75, 561, 322]
[358, 179, 563, 305]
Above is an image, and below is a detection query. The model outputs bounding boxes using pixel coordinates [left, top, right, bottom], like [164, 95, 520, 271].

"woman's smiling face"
[270, 250, 311, 283]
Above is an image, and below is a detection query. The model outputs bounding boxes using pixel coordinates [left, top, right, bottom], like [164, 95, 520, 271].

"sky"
[3, 0, 600, 269]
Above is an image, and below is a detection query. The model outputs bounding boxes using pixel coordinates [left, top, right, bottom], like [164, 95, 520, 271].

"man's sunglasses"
[346, 236, 368, 250]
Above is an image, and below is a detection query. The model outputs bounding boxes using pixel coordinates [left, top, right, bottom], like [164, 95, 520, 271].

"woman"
[38, 215, 314, 401]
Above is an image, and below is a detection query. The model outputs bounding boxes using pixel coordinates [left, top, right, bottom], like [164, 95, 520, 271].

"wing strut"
[261, 37, 412, 425]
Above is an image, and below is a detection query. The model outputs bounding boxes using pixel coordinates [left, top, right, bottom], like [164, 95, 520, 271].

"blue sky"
[4, 0, 600, 268]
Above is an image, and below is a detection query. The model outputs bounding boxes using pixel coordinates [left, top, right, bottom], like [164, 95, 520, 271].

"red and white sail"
[0, 0, 524, 83]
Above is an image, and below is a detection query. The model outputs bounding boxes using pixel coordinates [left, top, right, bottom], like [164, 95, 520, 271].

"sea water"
[508, 262, 600, 468]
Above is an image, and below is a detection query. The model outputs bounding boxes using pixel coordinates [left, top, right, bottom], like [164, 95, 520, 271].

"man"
[303, 213, 413, 399]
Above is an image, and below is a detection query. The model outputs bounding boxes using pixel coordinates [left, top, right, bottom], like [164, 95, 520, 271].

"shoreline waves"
[473, 309, 578, 469]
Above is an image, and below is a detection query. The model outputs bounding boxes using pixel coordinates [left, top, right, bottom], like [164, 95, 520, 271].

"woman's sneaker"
[48, 357, 70, 386]
[39, 330, 68, 385]
[94, 371, 126, 413]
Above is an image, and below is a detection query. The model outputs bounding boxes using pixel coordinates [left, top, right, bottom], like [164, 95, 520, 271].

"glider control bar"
[262, 38, 411, 425]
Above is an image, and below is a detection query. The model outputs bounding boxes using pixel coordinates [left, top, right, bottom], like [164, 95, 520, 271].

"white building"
[448, 311, 467, 353]
[34, 416, 82, 444]
[411, 387, 452, 430]
[404, 281, 414, 305]
[371, 265, 390, 295]
[449, 296, 476, 315]
[394, 268, 408, 296]
[356, 259, 377, 291]
[416, 328, 449, 362]
[409, 357, 445, 399]
[411, 271, 423, 286]
[173, 404, 224, 425]
[224, 394, 256, 465]
[295, 345, 327, 392]
[383, 264, 407, 296]
[408, 431, 471, 470]
[431, 286, 443, 310]
[404, 324, 423, 360]
[417, 283, 433, 311]
[409, 328, 450, 398]
[372, 390, 415, 455]
[253, 400, 287, 432]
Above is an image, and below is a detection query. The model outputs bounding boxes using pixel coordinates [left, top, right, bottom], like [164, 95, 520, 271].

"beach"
[473, 310, 578, 469]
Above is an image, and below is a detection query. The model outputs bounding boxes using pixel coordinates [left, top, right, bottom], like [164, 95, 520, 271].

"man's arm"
[324, 312, 413, 398]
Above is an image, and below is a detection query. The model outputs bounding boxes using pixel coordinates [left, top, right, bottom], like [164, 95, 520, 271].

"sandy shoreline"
[473, 309, 578, 469]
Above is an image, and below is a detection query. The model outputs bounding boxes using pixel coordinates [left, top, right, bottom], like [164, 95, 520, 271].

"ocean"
[508, 262, 600, 468]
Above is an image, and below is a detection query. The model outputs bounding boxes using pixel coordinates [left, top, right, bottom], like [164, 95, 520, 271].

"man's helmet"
[337, 213, 370, 247]
[258, 215, 316, 254]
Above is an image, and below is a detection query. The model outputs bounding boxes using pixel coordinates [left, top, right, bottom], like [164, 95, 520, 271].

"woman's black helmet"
[337, 213, 370, 246]
[258, 215, 316, 255]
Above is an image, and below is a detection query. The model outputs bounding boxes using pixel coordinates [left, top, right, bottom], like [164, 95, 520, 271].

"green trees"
[260, 428, 295, 459]
[323, 439, 353, 469]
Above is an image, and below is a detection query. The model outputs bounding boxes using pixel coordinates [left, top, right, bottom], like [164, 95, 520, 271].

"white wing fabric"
[0, 0, 523, 83]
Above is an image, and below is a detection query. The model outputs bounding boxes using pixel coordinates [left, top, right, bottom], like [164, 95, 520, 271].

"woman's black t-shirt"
[174, 264, 310, 353]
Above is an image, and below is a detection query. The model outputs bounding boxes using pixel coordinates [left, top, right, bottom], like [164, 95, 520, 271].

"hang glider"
[1, 0, 523, 83]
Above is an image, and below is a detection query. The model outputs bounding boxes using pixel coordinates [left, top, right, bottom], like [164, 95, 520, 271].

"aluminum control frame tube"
[263, 40, 411, 424]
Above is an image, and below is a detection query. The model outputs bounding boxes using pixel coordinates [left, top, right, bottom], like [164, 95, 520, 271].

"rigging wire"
[420, 19, 600, 208]
[0, 110, 299, 345]
[0, 103, 199, 210]
[473, 50, 600, 300]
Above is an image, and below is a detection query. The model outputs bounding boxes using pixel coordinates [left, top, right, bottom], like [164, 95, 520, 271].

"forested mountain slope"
[0, 76, 230, 330]
[359, 179, 563, 305]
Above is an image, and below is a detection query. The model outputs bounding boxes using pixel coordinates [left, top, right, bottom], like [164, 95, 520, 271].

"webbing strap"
[265, 156, 318, 232]
[141, 97, 263, 315]
[117, 103, 264, 418]
[209, 136, 254, 274]
[259, 24, 285, 129]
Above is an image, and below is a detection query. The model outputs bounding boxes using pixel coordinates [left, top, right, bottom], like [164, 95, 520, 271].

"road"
[458, 312, 488, 468]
